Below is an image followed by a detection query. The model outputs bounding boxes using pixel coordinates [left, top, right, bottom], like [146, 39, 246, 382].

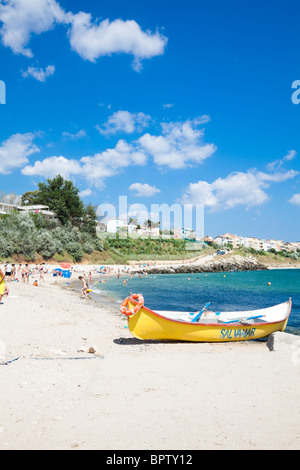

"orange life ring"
[121, 293, 144, 316]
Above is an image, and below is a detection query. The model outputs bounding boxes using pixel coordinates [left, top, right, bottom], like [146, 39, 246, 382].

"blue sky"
[0, 0, 299, 241]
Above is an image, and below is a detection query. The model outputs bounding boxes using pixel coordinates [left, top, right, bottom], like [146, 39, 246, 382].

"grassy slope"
[2, 241, 300, 267]
[224, 248, 300, 268]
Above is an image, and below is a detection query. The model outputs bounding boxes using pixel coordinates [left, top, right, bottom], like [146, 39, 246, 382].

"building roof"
[0, 202, 17, 208]
[18, 205, 50, 210]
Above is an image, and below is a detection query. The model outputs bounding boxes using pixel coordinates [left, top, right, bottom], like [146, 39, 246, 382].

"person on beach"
[79, 276, 88, 299]
[5, 262, 12, 282]
[39, 264, 45, 282]
[0, 267, 6, 304]
[12, 264, 16, 281]
[22, 264, 30, 283]
[17, 264, 22, 279]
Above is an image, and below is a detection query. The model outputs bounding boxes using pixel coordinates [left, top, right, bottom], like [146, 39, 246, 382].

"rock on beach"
[267, 331, 300, 352]
[133, 254, 267, 274]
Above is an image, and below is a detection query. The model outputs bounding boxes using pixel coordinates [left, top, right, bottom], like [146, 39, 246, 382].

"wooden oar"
[191, 302, 211, 323]
[222, 315, 265, 324]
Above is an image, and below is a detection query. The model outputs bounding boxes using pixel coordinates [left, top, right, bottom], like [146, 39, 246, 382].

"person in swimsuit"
[79, 276, 88, 299]
[39, 264, 45, 282]
[5, 262, 12, 282]
[0, 268, 6, 304]
[22, 264, 30, 283]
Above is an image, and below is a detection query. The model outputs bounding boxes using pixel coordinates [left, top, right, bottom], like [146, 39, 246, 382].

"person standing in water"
[79, 276, 88, 299]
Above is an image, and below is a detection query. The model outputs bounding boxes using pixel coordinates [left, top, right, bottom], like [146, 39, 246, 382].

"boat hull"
[126, 300, 291, 342]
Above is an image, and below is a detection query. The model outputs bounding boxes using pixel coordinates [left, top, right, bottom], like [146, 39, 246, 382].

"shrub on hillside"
[36, 230, 57, 260]
[0, 211, 101, 261]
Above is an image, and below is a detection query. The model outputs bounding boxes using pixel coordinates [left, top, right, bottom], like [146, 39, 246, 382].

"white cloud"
[284, 149, 297, 161]
[138, 117, 216, 169]
[129, 182, 160, 197]
[22, 64, 55, 81]
[68, 13, 167, 70]
[62, 129, 86, 139]
[0, 0, 66, 57]
[183, 180, 219, 208]
[256, 169, 299, 182]
[21, 155, 82, 179]
[79, 188, 92, 198]
[267, 149, 297, 171]
[0, 132, 40, 174]
[19, 116, 216, 187]
[22, 139, 148, 188]
[0, 0, 167, 70]
[97, 111, 151, 136]
[289, 193, 300, 207]
[79, 140, 147, 187]
[182, 169, 299, 212]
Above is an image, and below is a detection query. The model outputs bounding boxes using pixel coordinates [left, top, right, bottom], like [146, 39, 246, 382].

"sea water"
[92, 269, 300, 335]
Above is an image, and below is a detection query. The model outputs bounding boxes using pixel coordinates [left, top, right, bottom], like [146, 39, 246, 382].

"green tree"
[144, 219, 160, 228]
[21, 190, 42, 206]
[81, 203, 97, 237]
[22, 175, 84, 226]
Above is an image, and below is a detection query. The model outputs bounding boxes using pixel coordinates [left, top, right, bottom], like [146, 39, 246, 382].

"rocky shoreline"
[133, 254, 268, 274]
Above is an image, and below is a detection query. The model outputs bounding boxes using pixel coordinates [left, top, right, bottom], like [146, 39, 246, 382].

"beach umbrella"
[60, 262, 71, 269]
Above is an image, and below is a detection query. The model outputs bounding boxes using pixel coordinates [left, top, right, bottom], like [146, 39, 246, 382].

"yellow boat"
[121, 295, 292, 342]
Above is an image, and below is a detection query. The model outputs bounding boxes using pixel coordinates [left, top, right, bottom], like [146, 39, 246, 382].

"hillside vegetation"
[0, 212, 209, 264]
[231, 246, 300, 267]
[102, 235, 210, 263]
[1, 176, 298, 266]
[0, 211, 104, 263]
[1, 211, 299, 266]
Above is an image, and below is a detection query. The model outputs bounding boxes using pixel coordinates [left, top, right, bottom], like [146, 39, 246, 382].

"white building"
[212, 231, 299, 253]
[18, 205, 56, 218]
[136, 225, 160, 237]
[106, 218, 127, 233]
[214, 233, 236, 246]
[0, 203, 56, 218]
[128, 222, 137, 235]
[0, 202, 17, 215]
[173, 227, 196, 240]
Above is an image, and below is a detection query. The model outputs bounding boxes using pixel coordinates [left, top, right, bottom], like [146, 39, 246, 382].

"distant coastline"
[2, 248, 300, 273]
[127, 252, 300, 274]
[131, 254, 267, 274]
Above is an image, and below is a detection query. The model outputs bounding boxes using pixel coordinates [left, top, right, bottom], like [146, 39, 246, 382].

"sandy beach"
[0, 267, 299, 450]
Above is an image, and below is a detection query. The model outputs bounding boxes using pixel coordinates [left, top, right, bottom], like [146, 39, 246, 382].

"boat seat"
[180, 312, 221, 324]
[218, 317, 267, 324]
